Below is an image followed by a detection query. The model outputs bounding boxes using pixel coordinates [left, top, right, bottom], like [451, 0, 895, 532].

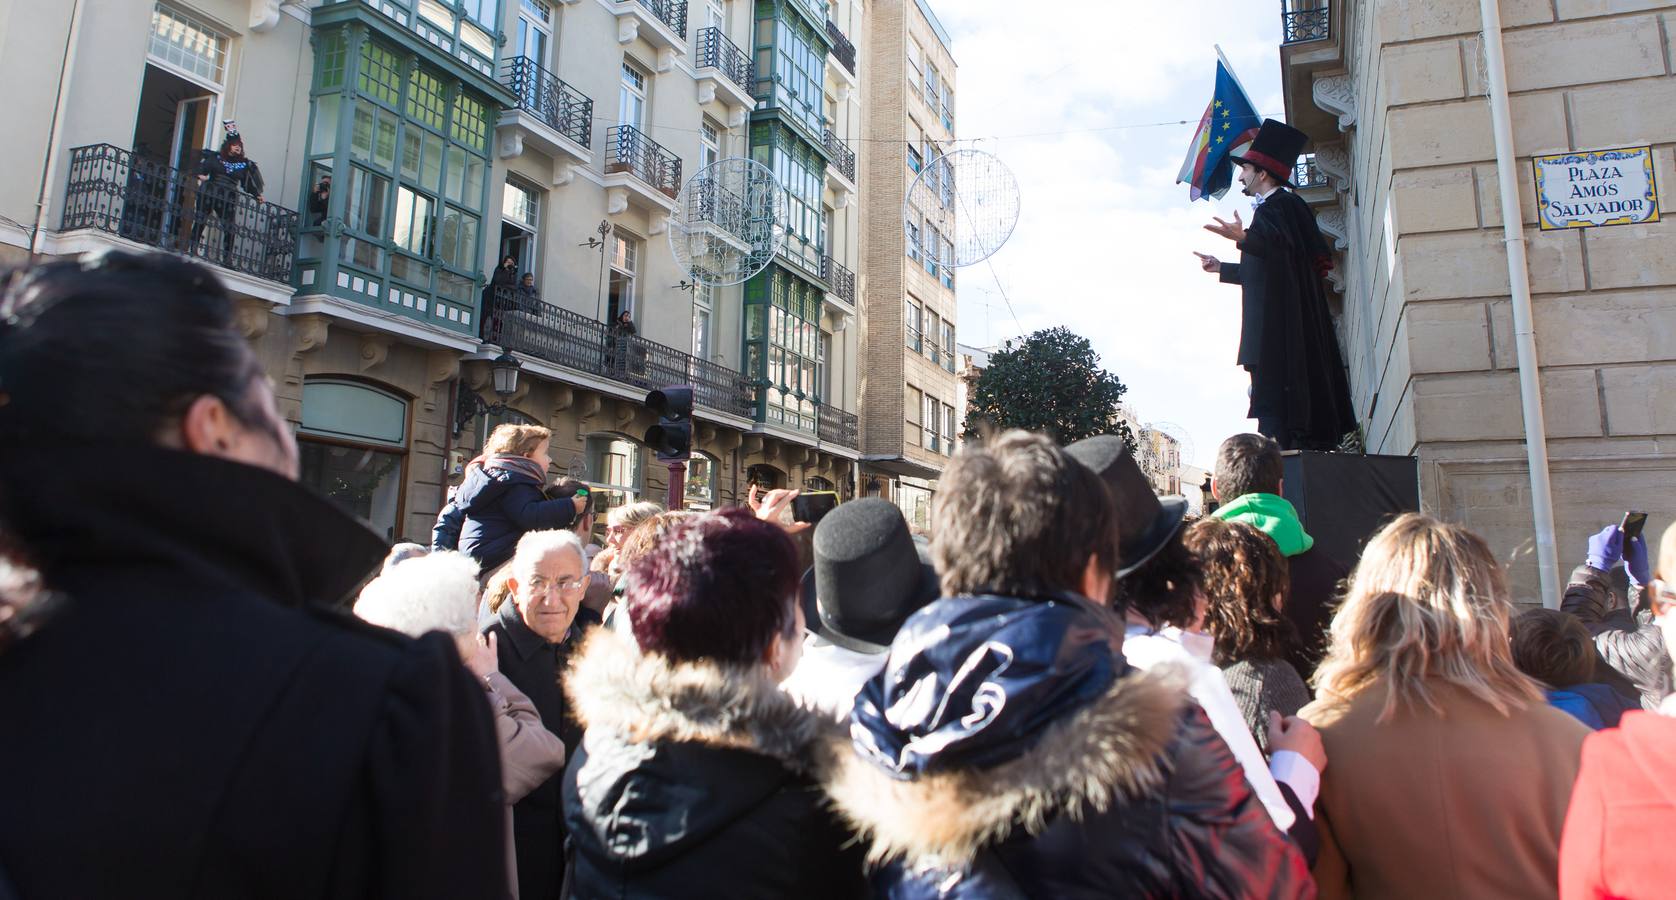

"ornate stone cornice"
[1317, 206, 1349, 251]
[1312, 74, 1356, 132]
[1313, 143, 1352, 195]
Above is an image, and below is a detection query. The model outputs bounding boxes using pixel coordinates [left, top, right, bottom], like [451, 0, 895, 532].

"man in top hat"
[1194, 119, 1356, 451]
[1067, 434, 1325, 861]
[779, 498, 940, 719]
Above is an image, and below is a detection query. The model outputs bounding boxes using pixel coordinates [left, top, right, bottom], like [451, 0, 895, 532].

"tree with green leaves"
[963, 326, 1137, 450]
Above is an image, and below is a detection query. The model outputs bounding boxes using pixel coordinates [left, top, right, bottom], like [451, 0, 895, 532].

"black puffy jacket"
[562, 631, 867, 900]
[825, 593, 1314, 899]
[442, 461, 577, 572]
[1562, 564, 1671, 710]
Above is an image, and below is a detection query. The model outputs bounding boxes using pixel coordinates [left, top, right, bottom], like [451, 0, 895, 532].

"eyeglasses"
[527, 575, 589, 593]
[1649, 579, 1676, 617]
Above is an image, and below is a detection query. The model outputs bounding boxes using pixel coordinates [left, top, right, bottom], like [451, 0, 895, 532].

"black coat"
[0, 443, 507, 900]
[562, 631, 867, 899]
[829, 594, 1313, 899]
[451, 462, 578, 573]
[1283, 544, 1348, 679]
[483, 598, 600, 900]
[1219, 189, 1357, 450]
[1562, 564, 1671, 709]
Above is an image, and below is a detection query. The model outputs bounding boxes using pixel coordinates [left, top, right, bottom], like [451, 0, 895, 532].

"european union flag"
[1177, 52, 1263, 202]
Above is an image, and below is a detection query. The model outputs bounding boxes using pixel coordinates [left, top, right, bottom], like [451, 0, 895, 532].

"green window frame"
[744, 266, 823, 431]
[317, 29, 348, 90]
[752, 1, 828, 137]
[359, 40, 403, 107]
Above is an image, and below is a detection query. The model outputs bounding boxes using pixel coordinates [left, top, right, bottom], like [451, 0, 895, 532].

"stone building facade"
[859, 0, 959, 530]
[1279, 0, 1676, 603]
[3, 0, 869, 545]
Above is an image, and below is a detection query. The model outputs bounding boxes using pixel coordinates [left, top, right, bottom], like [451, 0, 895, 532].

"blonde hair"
[354, 551, 481, 637]
[484, 528, 585, 613]
[484, 423, 550, 458]
[1655, 521, 1676, 582]
[1310, 513, 1542, 723]
[607, 500, 664, 530]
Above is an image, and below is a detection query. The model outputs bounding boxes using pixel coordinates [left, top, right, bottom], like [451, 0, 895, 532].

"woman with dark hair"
[1185, 517, 1311, 754]
[562, 508, 866, 898]
[0, 251, 505, 899]
[191, 127, 265, 266]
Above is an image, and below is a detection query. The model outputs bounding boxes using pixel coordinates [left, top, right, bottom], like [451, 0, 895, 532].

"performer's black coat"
[1219, 188, 1357, 450]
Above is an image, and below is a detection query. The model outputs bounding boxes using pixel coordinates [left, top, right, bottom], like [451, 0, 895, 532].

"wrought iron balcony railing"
[822, 127, 857, 182]
[817, 401, 859, 449]
[606, 125, 682, 199]
[60, 143, 298, 283]
[626, 0, 687, 38]
[820, 254, 855, 305]
[1294, 154, 1329, 189]
[825, 19, 856, 76]
[695, 26, 753, 94]
[485, 286, 751, 416]
[1282, 3, 1330, 44]
[500, 56, 593, 149]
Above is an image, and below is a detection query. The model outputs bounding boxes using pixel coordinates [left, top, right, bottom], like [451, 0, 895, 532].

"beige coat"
[1304, 679, 1589, 900]
[483, 671, 567, 900]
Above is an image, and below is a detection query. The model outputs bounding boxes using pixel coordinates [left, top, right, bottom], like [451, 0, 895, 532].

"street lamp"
[453, 351, 524, 435]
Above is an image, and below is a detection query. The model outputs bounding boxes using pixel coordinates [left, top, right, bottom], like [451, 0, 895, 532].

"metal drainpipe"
[30, 0, 87, 259]
[1479, 0, 1561, 607]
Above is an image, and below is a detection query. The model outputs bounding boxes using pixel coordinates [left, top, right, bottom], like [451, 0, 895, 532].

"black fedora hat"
[1065, 435, 1189, 578]
[1228, 118, 1308, 188]
[800, 498, 942, 654]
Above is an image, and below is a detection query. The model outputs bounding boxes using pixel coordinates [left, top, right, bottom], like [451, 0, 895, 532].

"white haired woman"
[1302, 513, 1589, 899]
[478, 529, 597, 900]
[354, 550, 566, 900]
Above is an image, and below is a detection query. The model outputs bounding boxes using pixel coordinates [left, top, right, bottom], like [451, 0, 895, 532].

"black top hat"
[1228, 119, 1308, 188]
[1065, 435, 1189, 578]
[800, 498, 942, 654]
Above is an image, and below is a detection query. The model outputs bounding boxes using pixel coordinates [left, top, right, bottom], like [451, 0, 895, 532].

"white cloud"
[938, 0, 1287, 467]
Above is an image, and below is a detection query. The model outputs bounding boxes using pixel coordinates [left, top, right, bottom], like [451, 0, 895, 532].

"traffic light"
[644, 385, 694, 461]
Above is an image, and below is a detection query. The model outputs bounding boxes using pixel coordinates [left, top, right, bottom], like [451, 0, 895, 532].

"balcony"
[1294, 154, 1329, 189]
[822, 127, 857, 184]
[614, 0, 688, 64]
[819, 254, 855, 307]
[1282, 2, 1330, 44]
[825, 20, 856, 78]
[817, 402, 859, 449]
[604, 125, 682, 215]
[59, 143, 298, 287]
[497, 57, 593, 175]
[485, 286, 751, 417]
[694, 27, 755, 119]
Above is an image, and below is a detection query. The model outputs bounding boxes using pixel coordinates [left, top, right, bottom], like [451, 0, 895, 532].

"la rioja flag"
[1177, 50, 1263, 201]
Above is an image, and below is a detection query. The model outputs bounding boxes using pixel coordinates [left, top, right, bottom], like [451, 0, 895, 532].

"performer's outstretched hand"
[1192, 252, 1220, 273]
[1204, 210, 1246, 243]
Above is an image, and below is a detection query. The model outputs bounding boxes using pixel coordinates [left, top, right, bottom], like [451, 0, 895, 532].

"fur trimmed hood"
[825, 660, 1191, 868]
[565, 628, 842, 772]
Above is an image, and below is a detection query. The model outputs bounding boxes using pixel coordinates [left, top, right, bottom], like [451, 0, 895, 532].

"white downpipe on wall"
[1479, 0, 1561, 607]
[30, 0, 87, 258]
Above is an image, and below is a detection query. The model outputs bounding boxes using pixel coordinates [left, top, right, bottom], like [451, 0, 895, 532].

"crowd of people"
[2, 250, 1674, 899]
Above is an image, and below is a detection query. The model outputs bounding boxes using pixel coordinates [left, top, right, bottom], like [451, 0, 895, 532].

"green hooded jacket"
[1213, 492, 1314, 557]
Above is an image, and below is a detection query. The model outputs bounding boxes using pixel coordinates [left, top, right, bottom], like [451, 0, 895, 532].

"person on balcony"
[190, 123, 265, 268]
[483, 256, 518, 342]
[605, 309, 637, 375]
[517, 273, 542, 312]
[1195, 119, 1356, 452]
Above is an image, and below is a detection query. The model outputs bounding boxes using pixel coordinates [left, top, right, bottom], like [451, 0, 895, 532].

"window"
[359, 41, 403, 108]
[407, 66, 447, 130]
[905, 216, 920, 261]
[686, 452, 718, 511]
[943, 403, 957, 451]
[500, 179, 540, 275]
[297, 379, 408, 542]
[941, 238, 955, 288]
[753, 10, 826, 135]
[437, 207, 479, 270]
[392, 187, 435, 259]
[607, 228, 638, 321]
[819, 330, 832, 403]
[707, 0, 727, 30]
[924, 310, 940, 363]
[503, 180, 539, 230]
[907, 141, 922, 174]
[743, 267, 822, 432]
[460, 0, 497, 27]
[905, 385, 922, 447]
[749, 122, 826, 271]
[941, 79, 955, 129]
[700, 119, 721, 170]
[907, 40, 923, 98]
[149, 4, 228, 85]
[585, 434, 642, 518]
[923, 393, 940, 453]
[692, 281, 713, 358]
[940, 320, 956, 372]
[925, 62, 939, 112]
[905, 298, 922, 351]
[924, 223, 939, 276]
[517, 0, 553, 66]
[619, 61, 647, 128]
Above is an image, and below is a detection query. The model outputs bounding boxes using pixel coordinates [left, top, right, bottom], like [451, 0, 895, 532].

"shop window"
[585, 434, 642, 519]
[297, 379, 409, 542]
[685, 453, 718, 511]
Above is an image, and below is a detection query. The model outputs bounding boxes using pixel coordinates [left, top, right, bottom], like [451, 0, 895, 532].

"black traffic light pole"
[644, 385, 694, 511]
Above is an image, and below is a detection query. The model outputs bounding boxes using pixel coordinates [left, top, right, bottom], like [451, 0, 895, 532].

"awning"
[860, 454, 944, 481]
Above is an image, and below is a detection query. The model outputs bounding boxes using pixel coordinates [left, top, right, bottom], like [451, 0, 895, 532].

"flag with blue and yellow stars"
[1176, 54, 1263, 201]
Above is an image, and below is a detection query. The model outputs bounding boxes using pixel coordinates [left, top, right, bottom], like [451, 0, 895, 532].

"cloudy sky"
[936, 0, 1286, 468]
